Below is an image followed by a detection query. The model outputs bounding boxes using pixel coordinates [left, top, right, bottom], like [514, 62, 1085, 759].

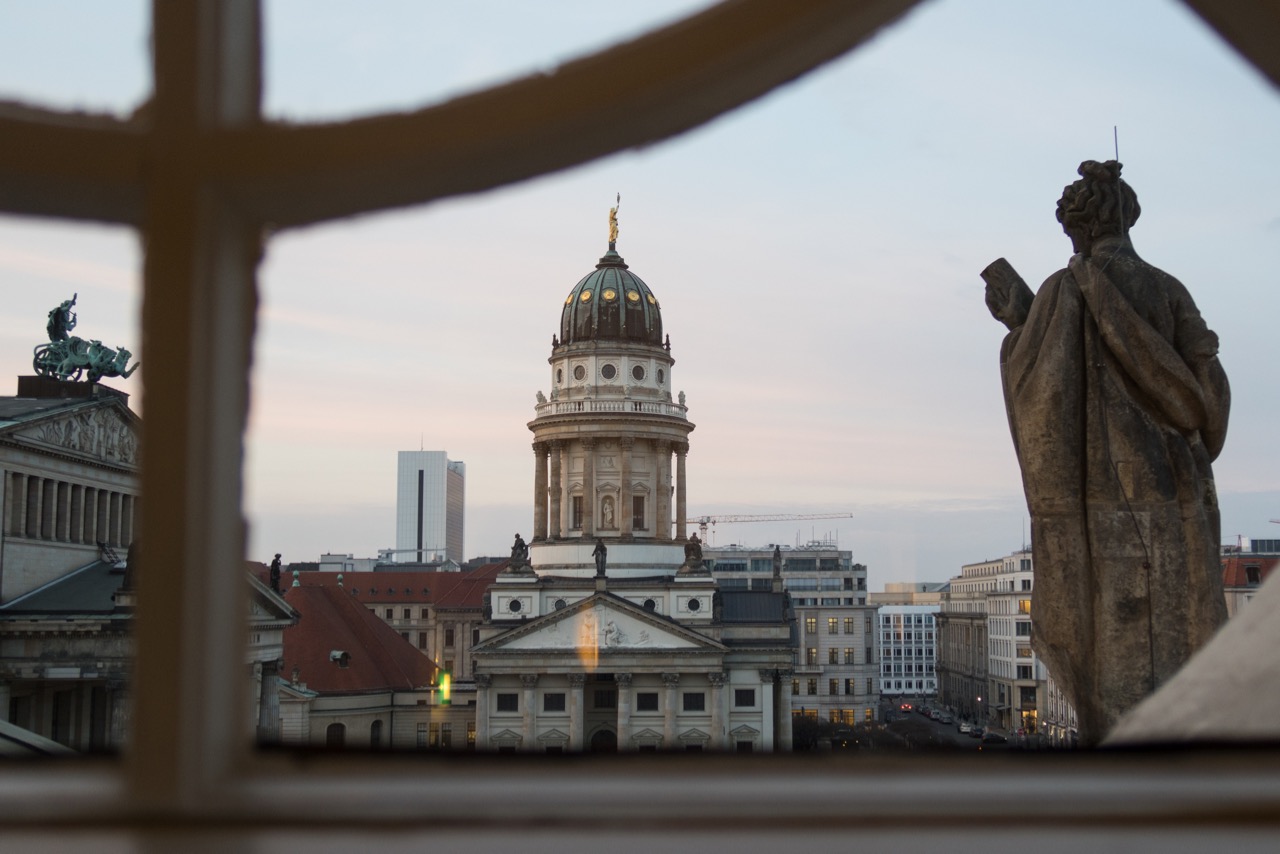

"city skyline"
[2, 0, 1278, 583]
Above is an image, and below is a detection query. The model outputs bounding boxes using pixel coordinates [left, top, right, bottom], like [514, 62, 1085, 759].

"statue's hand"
[981, 257, 1033, 331]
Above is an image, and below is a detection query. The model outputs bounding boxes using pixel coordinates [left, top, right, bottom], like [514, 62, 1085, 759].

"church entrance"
[588, 728, 617, 753]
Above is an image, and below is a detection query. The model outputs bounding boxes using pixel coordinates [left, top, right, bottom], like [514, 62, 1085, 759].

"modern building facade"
[706, 543, 879, 725]
[876, 604, 939, 698]
[471, 226, 795, 752]
[395, 451, 465, 564]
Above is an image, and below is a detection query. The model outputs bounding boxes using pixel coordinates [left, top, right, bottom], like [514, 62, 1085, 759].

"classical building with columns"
[472, 227, 796, 752]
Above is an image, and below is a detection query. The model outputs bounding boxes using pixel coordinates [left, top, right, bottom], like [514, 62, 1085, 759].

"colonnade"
[530, 438, 689, 542]
[4, 471, 136, 548]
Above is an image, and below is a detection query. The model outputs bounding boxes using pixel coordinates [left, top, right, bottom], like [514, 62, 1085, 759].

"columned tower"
[527, 218, 694, 578]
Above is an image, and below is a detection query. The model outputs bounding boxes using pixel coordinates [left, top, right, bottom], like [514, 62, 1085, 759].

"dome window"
[687, 598, 701, 612]
[643, 598, 657, 611]
[573, 365, 586, 381]
[631, 365, 646, 382]
[601, 364, 617, 380]
[565, 294, 573, 305]
[626, 290, 640, 302]
[657, 368, 665, 385]
[579, 291, 592, 302]
[508, 599, 523, 614]
[554, 598, 567, 610]
[647, 295, 657, 305]
[603, 289, 617, 301]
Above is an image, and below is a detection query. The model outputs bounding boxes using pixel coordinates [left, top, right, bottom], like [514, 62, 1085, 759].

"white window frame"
[0, 0, 1278, 847]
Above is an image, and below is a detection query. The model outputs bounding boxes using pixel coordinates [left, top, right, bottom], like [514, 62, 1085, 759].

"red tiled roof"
[1221, 555, 1280, 588]
[256, 562, 507, 609]
[279, 585, 437, 694]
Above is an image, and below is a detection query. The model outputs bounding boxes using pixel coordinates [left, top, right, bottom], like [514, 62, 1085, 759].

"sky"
[2, 0, 1278, 587]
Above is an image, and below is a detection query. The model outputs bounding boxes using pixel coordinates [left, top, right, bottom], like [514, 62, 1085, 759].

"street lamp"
[976, 695, 983, 725]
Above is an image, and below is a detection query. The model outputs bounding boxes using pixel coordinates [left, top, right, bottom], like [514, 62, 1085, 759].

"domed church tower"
[527, 206, 695, 577]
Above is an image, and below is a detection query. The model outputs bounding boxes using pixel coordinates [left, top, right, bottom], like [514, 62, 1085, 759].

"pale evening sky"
[2, 0, 1278, 586]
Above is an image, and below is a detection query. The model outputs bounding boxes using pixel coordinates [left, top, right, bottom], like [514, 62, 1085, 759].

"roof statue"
[983, 160, 1229, 746]
[608, 193, 620, 246]
[33, 295, 140, 383]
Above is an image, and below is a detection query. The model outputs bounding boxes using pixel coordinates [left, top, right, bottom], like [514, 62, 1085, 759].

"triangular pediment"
[477, 593, 724, 653]
[6, 400, 138, 466]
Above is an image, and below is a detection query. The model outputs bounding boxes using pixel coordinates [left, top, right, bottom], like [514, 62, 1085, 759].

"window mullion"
[128, 0, 262, 813]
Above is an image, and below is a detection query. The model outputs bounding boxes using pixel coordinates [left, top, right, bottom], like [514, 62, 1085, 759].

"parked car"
[938, 714, 954, 725]
[968, 727, 984, 739]
[982, 732, 1007, 744]
[958, 722, 972, 734]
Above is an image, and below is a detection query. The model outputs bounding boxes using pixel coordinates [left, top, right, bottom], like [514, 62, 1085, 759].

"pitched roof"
[279, 585, 437, 694]
[260, 562, 507, 609]
[0, 559, 124, 616]
[1221, 554, 1280, 588]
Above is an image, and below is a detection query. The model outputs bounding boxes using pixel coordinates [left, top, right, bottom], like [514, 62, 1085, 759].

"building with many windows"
[705, 542, 879, 725]
[875, 605, 939, 698]
[395, 451, 465, 564]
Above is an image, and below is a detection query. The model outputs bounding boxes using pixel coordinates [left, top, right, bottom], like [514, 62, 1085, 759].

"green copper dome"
[559, 246, 663, 346]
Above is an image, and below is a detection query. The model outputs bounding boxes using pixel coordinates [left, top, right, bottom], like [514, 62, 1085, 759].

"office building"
[395, 451, 465, 564]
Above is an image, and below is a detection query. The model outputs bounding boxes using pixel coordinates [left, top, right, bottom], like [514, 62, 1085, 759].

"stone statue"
[536, 390, 547, 404]
[601, 496, 615, 529]
[683, 532, 703, 568]
[269, 554, 282, 594]
[593, 537, 607, 576]
[983, 160, 1230, 745]
[772, 545, 782, 578]
[510, 533, 529, 567]
[678, 390, 686, 406]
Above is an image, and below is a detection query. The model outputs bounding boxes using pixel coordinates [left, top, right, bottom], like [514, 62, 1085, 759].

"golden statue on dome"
[608, 192, 620, 245]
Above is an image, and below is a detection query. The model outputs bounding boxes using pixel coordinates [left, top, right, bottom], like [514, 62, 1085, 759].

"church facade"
[472, 223, 796, 752]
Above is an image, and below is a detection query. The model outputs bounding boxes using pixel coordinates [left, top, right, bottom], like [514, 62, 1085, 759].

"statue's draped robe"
[999, 240, 1229, 742]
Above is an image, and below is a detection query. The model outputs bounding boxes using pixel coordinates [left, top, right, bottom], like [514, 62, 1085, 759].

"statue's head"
[1056, 160, 1140, 252]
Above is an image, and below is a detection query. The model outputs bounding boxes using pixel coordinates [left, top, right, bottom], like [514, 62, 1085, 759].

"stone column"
[110, 491, 123, 546]
[40, 478, 53, 539]
[661, 672, 680, 748]
[674, 443, 688, 541]
[532, 442, 548, 541]
[709, 671, 727, 750]
[259, 661, 282, 744]
[82, 487, 96, 544]
[107, 679, 130, 750]
[776, 668, 794, 751]
[581, 438, 596, 537]
[5, 472, 21, 536]
[568, 673, 586, 751]
[655, 441, 671, 541]
[249, 661, 264, 739]
[757, 669, 777, 752]
[474, 674, 491, 750]
[56, 482, 70, 542]
[619, 437, 634, 541]
[521, 673, 539, 751]
[614, 672, 633, 750]
[69, 485, 83, 543]
[548, 440, 563, 539]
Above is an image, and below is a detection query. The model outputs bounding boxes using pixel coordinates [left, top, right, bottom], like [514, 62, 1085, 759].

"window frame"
[1, 0, 1277, 847]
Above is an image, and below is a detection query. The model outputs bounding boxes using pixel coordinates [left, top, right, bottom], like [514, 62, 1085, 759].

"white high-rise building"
[395, 451, 465, 564]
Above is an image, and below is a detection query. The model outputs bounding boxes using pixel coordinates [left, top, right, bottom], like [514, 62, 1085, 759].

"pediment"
[9, 402, 138, 466]
[479, 594, 724, 653]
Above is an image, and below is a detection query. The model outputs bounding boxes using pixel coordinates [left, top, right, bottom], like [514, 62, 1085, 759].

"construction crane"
[678, 512, 854, 543]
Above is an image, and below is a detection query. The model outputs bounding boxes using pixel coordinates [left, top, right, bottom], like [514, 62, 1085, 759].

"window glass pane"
[263, 0, 715, 121]
[0, 0, 150, 114]
[0, 216, 141, 756]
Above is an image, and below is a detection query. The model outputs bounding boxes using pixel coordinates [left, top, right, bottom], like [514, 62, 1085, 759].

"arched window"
[325, 723, 345, 749]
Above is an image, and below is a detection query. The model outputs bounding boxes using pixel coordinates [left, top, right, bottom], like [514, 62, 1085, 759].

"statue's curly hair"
[1056, 160, 1140, 241]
